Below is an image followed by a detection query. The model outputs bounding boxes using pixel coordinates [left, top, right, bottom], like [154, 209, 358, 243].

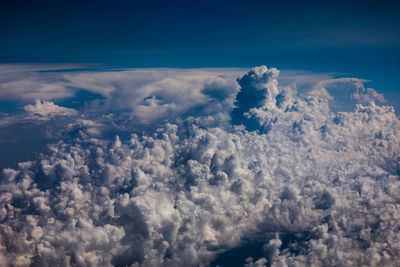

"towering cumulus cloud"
[0, 66, 399, 266]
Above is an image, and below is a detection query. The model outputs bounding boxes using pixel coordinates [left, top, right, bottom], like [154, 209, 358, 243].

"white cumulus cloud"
[0, 66, 399, 267]
[23, 100, 78, 120]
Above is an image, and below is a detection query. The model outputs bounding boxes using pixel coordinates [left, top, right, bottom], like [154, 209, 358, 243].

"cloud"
[0, 66, 399, 266]
[0, 65, 243, 128]
[62, 68, 242, 126]
[308, 86, 334, 100]
[0, 64, 387, 125]
[23, 100, 78, 120]
[231, 66, 280, 126]
[353, 87, 386, 103]
[308, 78, 386, 112]
[0, 64, 95, 102]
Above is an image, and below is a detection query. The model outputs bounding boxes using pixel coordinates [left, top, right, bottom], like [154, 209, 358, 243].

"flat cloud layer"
[0, 66, 399, 266]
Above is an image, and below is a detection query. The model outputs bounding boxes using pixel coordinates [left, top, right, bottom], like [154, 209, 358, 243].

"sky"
[0, 0, 399, 102]
[0, 2, 399, 67]
[1, 0, 399, 101]
[1, 1, 400, 266]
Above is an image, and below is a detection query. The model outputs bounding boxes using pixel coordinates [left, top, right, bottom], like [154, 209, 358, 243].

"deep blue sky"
[1, 0, 399, 99]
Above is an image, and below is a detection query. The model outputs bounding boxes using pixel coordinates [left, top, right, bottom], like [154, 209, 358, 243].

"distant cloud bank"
[0, 65, 399, 266]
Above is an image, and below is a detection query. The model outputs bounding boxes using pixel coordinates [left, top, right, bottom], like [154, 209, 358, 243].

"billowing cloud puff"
[308, 78, 386, 112]
[23, 100, 78, 120]
[0, 66, 399, 266]
[0, 64, 389, 124]
[307, 87, 334, 101]
[231, 66, 280, 125]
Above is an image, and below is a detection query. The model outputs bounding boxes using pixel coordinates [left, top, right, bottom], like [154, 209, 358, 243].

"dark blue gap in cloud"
[0, 101, 24, 115]
[0, 124, 53, 172]
[54, 89, 105, 110]
[210, 240, 265, 267]
[210, 231, 313, 266]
